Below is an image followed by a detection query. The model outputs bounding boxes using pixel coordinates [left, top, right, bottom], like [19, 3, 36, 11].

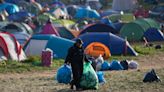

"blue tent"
[24, 34, 74, 59]
[8, 11, 32, 22]
[66, 5, 78, 17]
[5, 0, 19, 4]
[100, 18, 116, 29]
[49, 1, 67, 13]
[0, 3, 19, 14]
[80, 23, 118, 35]
[113, 22, 126, 33]
[76, 32, 138, 56]
[75, 7, 100, 19]
[144, 28, 164, 42]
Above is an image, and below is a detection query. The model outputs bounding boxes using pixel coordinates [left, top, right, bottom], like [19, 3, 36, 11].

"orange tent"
[85, 42, 111, 60]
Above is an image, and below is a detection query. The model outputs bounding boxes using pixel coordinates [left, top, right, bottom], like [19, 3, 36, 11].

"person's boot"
[70, 81, 74, 90]
[70, 84, 73, 89]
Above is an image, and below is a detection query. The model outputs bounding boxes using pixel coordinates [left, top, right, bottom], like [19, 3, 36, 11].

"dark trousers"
[71, 65, 83, 88]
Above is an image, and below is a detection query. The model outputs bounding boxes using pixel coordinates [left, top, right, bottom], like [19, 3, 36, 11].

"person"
[65, 38, 88, 91]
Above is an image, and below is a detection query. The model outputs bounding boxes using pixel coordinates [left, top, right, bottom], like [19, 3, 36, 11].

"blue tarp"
[56, 65, 72, 84]
[144, 28, 164, 42]
[76, 32, 138, 56]
[0, 3, 19, 14]
[75, 7, 100, 19]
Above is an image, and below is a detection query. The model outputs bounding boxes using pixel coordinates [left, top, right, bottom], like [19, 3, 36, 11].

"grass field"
[0, 43, 164, 92]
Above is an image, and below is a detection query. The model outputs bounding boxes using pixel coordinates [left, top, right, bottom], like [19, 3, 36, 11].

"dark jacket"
[65, 44, 85, 67]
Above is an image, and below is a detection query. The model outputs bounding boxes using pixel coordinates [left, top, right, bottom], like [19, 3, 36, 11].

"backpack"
[143, 69, 161, 82]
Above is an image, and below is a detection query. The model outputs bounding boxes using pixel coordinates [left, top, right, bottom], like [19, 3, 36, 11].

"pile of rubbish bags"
[55, 55, 139, 89]
[93, 55, 139, 71]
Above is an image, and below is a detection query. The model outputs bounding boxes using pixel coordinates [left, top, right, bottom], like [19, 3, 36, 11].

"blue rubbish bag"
[109, 60, 123, 70]
[56, 64, 72, 84]
[96, 71, 106, 84]
[101, 61, 110, 71]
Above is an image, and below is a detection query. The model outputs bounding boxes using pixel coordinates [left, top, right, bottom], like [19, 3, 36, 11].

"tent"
[8, 11, 32, 22]
[0, 32, 26, 61]
[37, 13, 56, 25]
[51, 8, 67, 19]
[40, 19, 60, 36]
[0, 3, 19, 15]
[100, 9, 119, 17]
[13, 32, 30, 46]
[5, 0, 19, 4]
[100, 18, 116, 28]
[50, 1, 66, 12]
[80, 23, 117, 35]
[144, 28, 164, 42]
[112, 0, 138, 11]
[120, 18, 160, 41]
[1, 22, 33, 35]
[21, 23, 33, 35]
[52, 19, 75, 28]
[113, 22, 126, 33]
[86, 0, 102, 10]
[144, 0, 159, 4]
[23, 34, 74, 59]
[0, 21, 8, 29]
[66, 5, 78, 17]
[108, 13, 135, 23]
[76, 32, 138, 56]
[85, 42, 111, 59]
[17, 1, 42, 16]
[74, 7, 100, 19]
[55, 26, 75, 39]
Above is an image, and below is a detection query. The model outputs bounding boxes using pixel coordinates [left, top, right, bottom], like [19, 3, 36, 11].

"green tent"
[52, 19, 75, 28]
[108, 13, 135, 23]
[120, 18, 160, 41]
[37, 13, 56, 25]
